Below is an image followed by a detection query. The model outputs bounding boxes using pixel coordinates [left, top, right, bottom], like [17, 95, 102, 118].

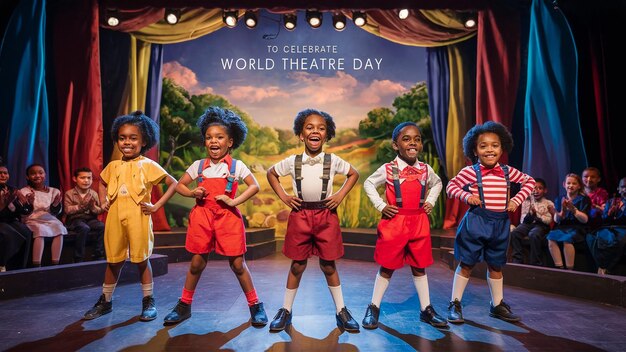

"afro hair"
[462, 121, 514, 163]
[110, 111, 159, 154]
[197, 106, 248, 150]
[292, 108, 336, 141]
[391, 121, 421, 142]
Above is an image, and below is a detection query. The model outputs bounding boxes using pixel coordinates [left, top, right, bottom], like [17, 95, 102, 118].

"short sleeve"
[272, 155, 295, 177]
[235, 160, 252, 181]
[332, 154, 351, 176]
[185, 160, 202, 180]
[100, 163, 112, 185]
[145, 160, 168, 184]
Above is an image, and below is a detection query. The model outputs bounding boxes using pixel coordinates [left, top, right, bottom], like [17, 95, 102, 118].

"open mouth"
[307, 136, 322, 148]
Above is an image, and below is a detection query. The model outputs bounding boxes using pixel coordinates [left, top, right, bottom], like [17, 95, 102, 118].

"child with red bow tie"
[361, 122, 447, 329]
[445, 121, 534, 324]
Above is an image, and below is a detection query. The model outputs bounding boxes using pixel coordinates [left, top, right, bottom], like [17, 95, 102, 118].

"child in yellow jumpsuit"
[83, 111, 178, 321]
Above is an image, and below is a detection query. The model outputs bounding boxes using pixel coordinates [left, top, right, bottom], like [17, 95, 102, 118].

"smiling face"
[582, 169, 600, 190]
[73, 171, 93, 190]
[0, 166, 8, 186]
[474, 132, 502, 168]
[117, 124, 145, 160]
[299, 114, 327, 156]
[563, 176, 582, 197]
[26, 165, 46, 189]
[393, 125, 423, 165]
[204, 124, 233, 163]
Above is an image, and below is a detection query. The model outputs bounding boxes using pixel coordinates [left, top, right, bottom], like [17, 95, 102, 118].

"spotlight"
[462, 12, 477, 28]
[244, 10, 257, 28]
[398, 9, 409, 20]
[332, 13, 346, 31]
[165, 9, 181, 25]
[306, 9, 322, 28]
[352, 11, 367, 27]
[283, 13, 297, 31]
[105, 8, 120, 27]
[222, 10, 238, 28]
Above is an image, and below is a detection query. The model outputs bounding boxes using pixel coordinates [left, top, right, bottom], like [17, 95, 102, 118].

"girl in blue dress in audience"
[547, 173, 591, 270]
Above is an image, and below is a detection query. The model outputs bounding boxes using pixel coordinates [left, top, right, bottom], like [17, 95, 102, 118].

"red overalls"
[185, 158, 246, 256]
[374, 162, 433, 269]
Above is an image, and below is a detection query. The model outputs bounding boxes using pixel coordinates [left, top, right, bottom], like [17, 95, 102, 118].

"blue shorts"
[454, 206, 510, 266]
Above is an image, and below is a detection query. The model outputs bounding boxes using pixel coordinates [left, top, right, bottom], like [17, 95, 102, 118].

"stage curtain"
[52, 0, 104, 193]
[131, 8, 226, 44]
[426, 47, 450, 176]
[357, 9, 476, 47]
[0, 0, 49, 187]
[523, 0, 587, 196]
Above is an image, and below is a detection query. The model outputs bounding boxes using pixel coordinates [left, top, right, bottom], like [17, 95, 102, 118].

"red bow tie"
[399, 165, 424, 182]
[481, 165, 504, 178]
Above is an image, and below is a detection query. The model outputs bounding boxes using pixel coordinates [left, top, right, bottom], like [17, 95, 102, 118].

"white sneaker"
[597, 268, 607, 275]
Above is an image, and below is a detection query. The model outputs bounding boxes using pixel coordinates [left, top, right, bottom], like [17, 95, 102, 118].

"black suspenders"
[294, 154, 332, 201]
[472, 163, 510, 209]
[390, 161, 428, 208]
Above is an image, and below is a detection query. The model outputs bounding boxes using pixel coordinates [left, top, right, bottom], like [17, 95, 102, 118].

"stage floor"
[1, 253, 624, 351]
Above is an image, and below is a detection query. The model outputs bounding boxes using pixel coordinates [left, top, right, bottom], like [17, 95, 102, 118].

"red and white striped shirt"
[446, 164, 535, 211]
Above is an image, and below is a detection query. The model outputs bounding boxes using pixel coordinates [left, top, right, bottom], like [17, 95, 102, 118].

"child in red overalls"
[361, 122, 447, 329]
[163, 107, 267, 326]
[266, 108, 360, 333]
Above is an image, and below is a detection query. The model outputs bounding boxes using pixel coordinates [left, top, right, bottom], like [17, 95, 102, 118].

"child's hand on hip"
[140, 202, 158, 214]
[215, 194, 236, 207]
[467, 195, 481, 206]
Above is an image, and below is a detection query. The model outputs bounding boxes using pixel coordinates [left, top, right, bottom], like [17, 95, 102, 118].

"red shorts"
[374, 208, 433, 269]
[185, 204, 246, 256]
[283, 208, 344, 261]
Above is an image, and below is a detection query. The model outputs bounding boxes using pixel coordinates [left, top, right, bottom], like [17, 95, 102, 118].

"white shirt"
[185, 158, 252, 182]
[520, 196, 554, 226]
[272, 152, 351, 201]
[363, 156, 442, 212]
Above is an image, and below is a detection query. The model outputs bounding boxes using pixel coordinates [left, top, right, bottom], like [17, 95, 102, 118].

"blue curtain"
[426, 47, 450, 178]
[523, 0, 587, 195]
[146, 44, 164, 124]
[0, 0, 48, 186]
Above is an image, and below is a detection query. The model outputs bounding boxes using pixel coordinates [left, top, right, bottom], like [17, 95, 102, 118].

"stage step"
[0, 254, 168, 300]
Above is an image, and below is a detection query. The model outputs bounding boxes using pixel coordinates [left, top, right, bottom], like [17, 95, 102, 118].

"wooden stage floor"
[1, 253, 624, 351]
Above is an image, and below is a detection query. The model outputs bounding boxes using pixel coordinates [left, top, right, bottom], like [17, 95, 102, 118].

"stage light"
[352, 11, 367, 27]
[398, 9, 409, 20]
[283, 13, 297, 31]
[306, 10, 322, 28]
[244, 10, 257, 28]
[332, 13, 346, 31]
[165, 9, 181, 25]
[462, 12, 476, 28]
[222, 10, 238, 28]
[105, 9, 120, 27]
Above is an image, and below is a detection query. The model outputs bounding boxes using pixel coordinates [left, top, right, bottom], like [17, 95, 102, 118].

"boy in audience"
[510, 178, 555, 266]
[64, 167, 105, 262]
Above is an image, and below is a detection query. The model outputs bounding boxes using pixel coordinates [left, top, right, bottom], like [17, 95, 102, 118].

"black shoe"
[447, 299, 464, 324]
[269, 308, 292, 332]
[249, 302, 268, 326]
[163, 300, 191, 325]
[362, 303, 380, 330]
[490, 300, 521, 322]
[420, 305, 448, 328]
[140, 295, 157, 321]
[336, 307, 360, 333]
[83, 294, 112, 320]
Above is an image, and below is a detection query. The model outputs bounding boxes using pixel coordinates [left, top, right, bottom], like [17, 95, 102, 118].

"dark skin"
[267, 113, 359, 290]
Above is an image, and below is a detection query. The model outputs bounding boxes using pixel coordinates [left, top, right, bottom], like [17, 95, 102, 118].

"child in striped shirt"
[446, 121, 534, 324]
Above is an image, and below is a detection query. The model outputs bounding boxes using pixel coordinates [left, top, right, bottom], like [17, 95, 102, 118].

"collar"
[303, 152, 325, 161]
[207, 154, 233, 169]
[121, 155, 144, 163]
[394, 156, 422, 170]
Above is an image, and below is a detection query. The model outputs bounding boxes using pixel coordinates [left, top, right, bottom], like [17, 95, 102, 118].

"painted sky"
[162, 10, 427, 129]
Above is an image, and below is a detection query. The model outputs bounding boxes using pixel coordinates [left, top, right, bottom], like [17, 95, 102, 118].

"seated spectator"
[587, 177, 626, 275]
[64, 167, 105, 262]
[0, 163, 33, 271]
[510, 178, 555, 266]
[19, 164, 67, 267]
[582, 167, 608, 227]
[547, 173, 590, 270]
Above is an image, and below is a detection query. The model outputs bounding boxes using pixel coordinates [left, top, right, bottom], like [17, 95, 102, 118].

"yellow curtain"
[131, 8, 227, 44]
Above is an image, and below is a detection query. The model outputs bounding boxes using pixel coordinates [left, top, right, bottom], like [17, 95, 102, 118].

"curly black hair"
[110, 111, 159, 154]
[391, 121, 421, 142]
[197, 106, 248, 150]
[292, 108, 336, 141]
[462, 121, 514, 163]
